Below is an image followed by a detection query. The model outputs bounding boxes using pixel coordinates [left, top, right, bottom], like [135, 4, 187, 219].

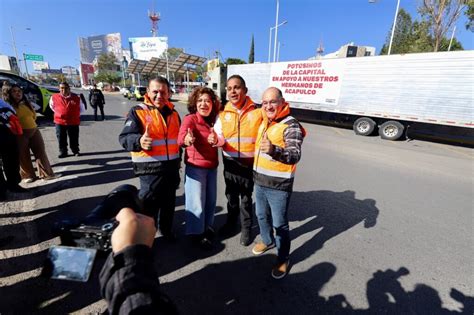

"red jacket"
[178, 113, 218, 169]
[51, 93, 81, 125]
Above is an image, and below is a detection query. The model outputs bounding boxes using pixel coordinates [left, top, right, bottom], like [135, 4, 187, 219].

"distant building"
[310, 42, 376, 60]
[0, 55, 20, 74]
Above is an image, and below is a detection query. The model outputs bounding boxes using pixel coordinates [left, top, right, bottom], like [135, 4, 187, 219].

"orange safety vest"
[219, 96, 262, 159]
[130, 102, 180, 164]
[254, 104, 298, 182]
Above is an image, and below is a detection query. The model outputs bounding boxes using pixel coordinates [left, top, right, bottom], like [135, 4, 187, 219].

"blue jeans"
[255, 184, 292, 262]
[185, 165, 217, 235]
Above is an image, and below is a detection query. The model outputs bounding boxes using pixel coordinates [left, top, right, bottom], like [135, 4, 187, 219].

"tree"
[465, 0, 474, 30]
[161, 47, 184, 63]
[97, 52, 118, 72]
[419, 0, 466, 51]
[249, 35, 255, 64]
[225, 58, 246, 65]
[380, 9, 414, 55]
[94, 72, 121, 85]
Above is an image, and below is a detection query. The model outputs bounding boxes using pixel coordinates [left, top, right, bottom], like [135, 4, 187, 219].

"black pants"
[55, 124, 79, 155]
[92, 104, 105, 121]
[0, 129, 21, 194]
[223, 159, 254, 231]
[139, 171, 180, 235]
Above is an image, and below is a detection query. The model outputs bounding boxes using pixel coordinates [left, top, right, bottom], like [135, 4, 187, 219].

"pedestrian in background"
[213, 75, 262, 246]
[178, 87, 223, 249]
[0, 98, 26, 200]
[79, 93, 88, 111]
[119, 77, 181, 241]
[49, 82, 85, 158]
[2, 83, 56, 182]
[252, 87, 305, 279]
[89, 83, 105, 121]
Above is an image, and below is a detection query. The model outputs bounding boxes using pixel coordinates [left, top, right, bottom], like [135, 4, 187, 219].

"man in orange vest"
[214, 75, 262, 246]
[119, 77, 181, 241]
[251, 87, 305, 279]
[49, 82, 85, 158]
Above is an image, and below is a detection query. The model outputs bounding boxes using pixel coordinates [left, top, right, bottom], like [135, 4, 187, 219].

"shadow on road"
[289, 190, 379, 266]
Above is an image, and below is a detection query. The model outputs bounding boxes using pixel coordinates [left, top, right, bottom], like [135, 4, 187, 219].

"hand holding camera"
[112, 207, 156, 253]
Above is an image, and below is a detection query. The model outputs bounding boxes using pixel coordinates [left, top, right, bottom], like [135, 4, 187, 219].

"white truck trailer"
[211, 51, 473, 144]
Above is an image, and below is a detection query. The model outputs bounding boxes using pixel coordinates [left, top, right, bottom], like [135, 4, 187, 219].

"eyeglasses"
[261, 100, 280, 106]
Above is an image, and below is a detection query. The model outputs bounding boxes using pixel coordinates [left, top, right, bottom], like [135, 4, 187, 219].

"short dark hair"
[60, 82, 69, 87]
[149, 76, 171, 91]
[227, 75, 246, 88]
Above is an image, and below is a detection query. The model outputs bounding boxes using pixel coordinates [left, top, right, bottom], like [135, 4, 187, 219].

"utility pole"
[9, 26, 22, 75]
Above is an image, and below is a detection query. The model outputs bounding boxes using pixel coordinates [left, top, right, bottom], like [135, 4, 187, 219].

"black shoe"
[199, 237, 213, 250]
[73, 152, 81, 157]
[0, 191, 6, 201]
[7, 185, 28, 193]
[219, 221, 238, 236]
[58, 153, 68, 158]
[240, 229, 252, 246]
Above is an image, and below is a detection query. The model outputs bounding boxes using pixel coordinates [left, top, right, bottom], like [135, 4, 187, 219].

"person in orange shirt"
[119, 77, 181, 241]
[213, 75, 262, 246]
[252, 87, 305, 279]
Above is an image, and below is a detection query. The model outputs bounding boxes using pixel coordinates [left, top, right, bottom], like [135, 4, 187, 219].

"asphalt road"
[0, 91, 472, 314]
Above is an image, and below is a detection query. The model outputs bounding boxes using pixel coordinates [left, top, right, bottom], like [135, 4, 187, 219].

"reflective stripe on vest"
[132, 153, 180, 163]
[253, 117, 296, 179]
[130, 103, 180, 162]
[223, 151, 255, 158]
[220, 97, 262, 158]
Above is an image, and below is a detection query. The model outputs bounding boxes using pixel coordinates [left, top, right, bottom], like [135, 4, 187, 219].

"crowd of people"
[0, 81, 107, 201]
[1, 75, 306, 312]
[103, 75, 306, 313]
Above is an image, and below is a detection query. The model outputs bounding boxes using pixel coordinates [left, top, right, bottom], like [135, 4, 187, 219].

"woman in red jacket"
[178, 87, 223, 248]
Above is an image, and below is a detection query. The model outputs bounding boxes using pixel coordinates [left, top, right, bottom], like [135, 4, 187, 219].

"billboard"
[80, 63, 95, 85]
[32, 61, 49, 71]
[129, 37, 168, 61]
[79, 33, 122, 63]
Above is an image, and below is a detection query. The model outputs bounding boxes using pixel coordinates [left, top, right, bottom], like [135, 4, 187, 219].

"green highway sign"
[24, 54, 44, 61]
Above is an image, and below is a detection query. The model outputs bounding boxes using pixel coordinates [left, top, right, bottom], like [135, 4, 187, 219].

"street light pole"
[22, 53, 29, 79]
[9, 26, 22, 75]
[268, 20, 288, 63]
[387, 0, 401, 55]
[268, 27, 273, 63]
[273, 0, 280, 62]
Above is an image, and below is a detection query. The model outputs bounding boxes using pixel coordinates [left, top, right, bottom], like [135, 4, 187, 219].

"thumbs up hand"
[140, 124, 153, 151]
[260, 132, 274, 154]
[207, 127, 217, 146]
[184, 128, 195, 146]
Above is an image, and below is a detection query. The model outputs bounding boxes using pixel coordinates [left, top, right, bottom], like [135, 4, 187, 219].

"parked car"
[121, 87, 132, 98]
[0, 70, 58, 117]
[128, 86, 146, 101]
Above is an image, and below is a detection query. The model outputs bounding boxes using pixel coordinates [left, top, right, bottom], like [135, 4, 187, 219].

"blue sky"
[1, 0, 472, 71]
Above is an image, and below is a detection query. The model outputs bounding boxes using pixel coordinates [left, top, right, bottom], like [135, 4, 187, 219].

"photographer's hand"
[111, 208, 156, 253]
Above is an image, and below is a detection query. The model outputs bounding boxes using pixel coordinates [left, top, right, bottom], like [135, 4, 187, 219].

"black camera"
[55, 184, 140, 251]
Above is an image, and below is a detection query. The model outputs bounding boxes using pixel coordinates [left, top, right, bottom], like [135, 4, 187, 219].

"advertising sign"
[269, 59, 345, 105]
[80, 63, 95, 86]
[207, 58, 219, 72]
[24, 54, 44, 61]
[61, 66, 77, 75]
[32, 61, 49, 71]
[129, 37, 168, 61]
[79, 33, 122, 63]
[41, 69, 63, 74]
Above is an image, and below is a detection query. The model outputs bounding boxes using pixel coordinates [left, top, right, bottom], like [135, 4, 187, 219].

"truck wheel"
[378, 121, 405, 140]
[353, 117, 376, 136]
